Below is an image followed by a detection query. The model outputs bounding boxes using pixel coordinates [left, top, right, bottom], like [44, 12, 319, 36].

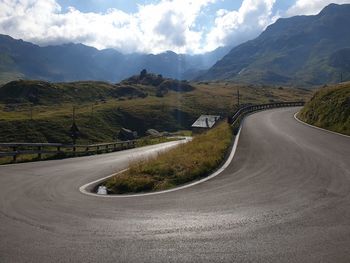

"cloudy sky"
[0, 0, 349, 54]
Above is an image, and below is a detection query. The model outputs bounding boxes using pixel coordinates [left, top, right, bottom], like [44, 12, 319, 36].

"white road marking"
[79, 126, 243, 198]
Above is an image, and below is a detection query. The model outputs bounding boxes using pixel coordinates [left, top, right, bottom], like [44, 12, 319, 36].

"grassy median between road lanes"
[104, 122, 233, 194]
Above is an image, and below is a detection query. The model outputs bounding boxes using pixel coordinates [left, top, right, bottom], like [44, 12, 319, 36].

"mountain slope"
[298, 82, 350, 135]
[201, 4, 350, 86]
[0, 35, 229, 84]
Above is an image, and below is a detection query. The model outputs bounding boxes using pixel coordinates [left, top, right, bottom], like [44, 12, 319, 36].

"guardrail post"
[13, 146, 17, 162]
[38, 146, 42, 159]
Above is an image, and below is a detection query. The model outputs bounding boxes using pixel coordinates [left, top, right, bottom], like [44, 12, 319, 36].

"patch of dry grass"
[104, 122, 233, 194]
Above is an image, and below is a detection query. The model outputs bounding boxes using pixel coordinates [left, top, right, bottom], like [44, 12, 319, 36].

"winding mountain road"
[0, 107, 349, 263]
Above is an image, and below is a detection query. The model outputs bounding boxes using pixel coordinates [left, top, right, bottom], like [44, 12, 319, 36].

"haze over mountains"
[0, 34, 230, 84]
[0, 3, 350, 87]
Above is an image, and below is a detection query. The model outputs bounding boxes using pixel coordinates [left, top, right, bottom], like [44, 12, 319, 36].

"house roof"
[191, 115, 221, 129]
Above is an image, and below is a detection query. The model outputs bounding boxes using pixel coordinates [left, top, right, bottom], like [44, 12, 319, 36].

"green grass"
[298, 82, 350, 135]
[103, 122, 233, 194]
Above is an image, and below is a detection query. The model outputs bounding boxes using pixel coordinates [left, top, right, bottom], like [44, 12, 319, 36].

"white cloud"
[1, 0, 346, 54]
[205, 0, 277, 50]
[134, 0, 216, 53]
[0, 0, 217, 54]
[287, 0, 350, 16]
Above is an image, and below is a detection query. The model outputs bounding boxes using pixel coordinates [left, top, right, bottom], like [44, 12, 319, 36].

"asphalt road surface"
[0, 107, 349, 263]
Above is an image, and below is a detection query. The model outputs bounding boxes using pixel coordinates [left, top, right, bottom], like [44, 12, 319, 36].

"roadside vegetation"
[298, 82, 350, 135]
[103, 122, 233, 194]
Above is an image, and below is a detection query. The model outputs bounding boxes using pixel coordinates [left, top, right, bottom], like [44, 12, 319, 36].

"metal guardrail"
[228, 101, 305, 133]
[0, 140, 137, 162]
[0, 101, 303, 163]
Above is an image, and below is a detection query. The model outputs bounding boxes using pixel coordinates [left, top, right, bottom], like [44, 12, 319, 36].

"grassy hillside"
[0, 76, 311, 143]
[298, 82, 350, 135]
[0, 80, 148, 104]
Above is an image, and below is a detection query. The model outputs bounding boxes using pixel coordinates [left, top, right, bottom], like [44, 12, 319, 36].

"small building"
[191, 115, 221, 134]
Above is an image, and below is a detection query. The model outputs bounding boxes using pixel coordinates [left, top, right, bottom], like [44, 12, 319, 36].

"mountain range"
[1, 3, 350, 87]
[201, 3, 350, 86]
[0, 34, 230, 84]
